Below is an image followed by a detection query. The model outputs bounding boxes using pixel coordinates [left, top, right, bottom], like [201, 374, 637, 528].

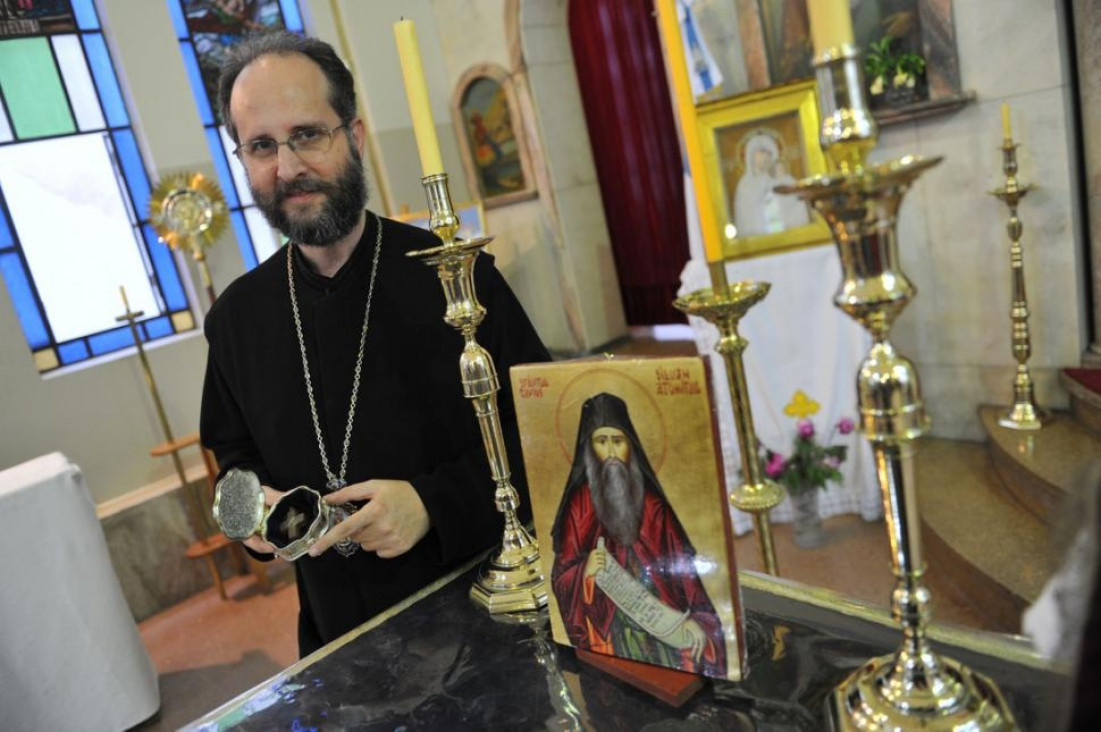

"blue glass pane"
[88, 325, 135, 355]
[143, 314, 173, 339]
[111, 130, 151, 221]
[142, 225, 186, 310]
[205, 127, 240, 208]
[0, 252, 49, 349]
[230, 210, 258, 270]
[58, 340, 89, 365]
[0, 208, 12, 250]
[71, 0, 100, 30]
[279, 0, 303, 32]
[166, 0, 188, 38]
[82, 34, 128, 127]
[180, 42, 213, 126]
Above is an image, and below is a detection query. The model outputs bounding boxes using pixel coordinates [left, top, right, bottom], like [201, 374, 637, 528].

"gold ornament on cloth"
[149, 172, 228, 304]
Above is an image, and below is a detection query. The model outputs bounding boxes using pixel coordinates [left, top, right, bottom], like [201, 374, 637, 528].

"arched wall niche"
[450, 63, 538, 209]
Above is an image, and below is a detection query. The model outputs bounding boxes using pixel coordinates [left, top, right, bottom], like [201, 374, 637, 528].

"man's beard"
[585, 444, 645, 547]
[252, 147, 368, 247]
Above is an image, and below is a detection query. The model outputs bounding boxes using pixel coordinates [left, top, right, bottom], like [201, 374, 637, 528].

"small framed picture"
[452, 64, 538, 209]
[511, 356, 745, 681]
[697, 80, 830, 260]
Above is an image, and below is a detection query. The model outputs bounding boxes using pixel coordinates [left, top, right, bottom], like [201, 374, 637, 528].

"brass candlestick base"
[829, 651, 1015, 731]
[674, 282, 783, 576]
[409, 173, 547, 614]
[991, 140, 1048, 431]
[780, 153, 1016, 729]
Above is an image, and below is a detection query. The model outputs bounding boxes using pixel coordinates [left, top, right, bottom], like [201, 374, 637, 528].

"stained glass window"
[170, 0, 305, 269]
[0, 0, 193, 373]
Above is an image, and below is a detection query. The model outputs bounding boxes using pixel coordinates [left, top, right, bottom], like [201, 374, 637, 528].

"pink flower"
[824, 456, 841, 470]
[797, 419, 815, 439]
[837, 417, 855, 435]
[765, 453, 786, 478]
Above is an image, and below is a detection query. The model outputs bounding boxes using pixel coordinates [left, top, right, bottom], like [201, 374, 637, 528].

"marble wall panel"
[522, 23, 574, 66]
[909, 101, 1007, 369]
[520, 0, 566, 28]
[432, 1, 507, 83]
[525, 62, 600, 191]
[952, 0, 1064, 101]
[486, 201, 575, 349]
[518, 2, 628, 351]
[554, 182, 627, 348]
[100, 483, 236, 621]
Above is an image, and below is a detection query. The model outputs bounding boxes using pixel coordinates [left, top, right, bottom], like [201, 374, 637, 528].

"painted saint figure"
[551, 393, 726, 676]
[732, 131, 809, 237]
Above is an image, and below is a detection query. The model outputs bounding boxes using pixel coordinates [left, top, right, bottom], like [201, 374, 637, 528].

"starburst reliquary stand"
[408, 173, 547, 614]
[774, 38, 1016, 729]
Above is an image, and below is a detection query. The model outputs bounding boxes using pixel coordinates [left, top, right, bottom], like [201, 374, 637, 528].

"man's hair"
[217, 31, 356, 143]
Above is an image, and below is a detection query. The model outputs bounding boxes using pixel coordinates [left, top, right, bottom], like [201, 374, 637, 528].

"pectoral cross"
[281, 508, 306, 540]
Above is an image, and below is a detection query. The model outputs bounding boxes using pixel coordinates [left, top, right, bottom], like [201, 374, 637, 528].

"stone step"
[917, 437, 1057, 633]
[1062, 368, 1101, 435]
[980, 405, 1101, 524]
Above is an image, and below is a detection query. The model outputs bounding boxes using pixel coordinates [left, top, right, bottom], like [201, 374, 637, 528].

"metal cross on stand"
[118, 286, 266, 600]
[116, 286, 210, 544]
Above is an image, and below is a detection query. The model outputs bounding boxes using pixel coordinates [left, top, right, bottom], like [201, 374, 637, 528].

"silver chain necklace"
[287, 214, 383, 556]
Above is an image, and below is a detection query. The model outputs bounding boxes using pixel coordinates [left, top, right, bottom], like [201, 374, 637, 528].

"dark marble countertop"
[185, 558, 1065, 731]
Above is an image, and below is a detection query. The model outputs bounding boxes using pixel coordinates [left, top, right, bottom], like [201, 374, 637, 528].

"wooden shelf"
[874, 91, 976, 127]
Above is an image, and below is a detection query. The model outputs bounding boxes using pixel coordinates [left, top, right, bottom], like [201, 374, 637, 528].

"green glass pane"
[0, 38, 75, 139]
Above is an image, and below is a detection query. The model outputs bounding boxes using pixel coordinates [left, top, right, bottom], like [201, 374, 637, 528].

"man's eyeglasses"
[233, 124, 349, 163]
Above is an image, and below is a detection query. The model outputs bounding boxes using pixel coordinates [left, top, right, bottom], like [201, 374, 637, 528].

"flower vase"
[791, 489, 825, 549]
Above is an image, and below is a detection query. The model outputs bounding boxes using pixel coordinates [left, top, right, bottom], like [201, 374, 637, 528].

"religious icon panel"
[512, 356, 746, 681]
[697, 80, 830, 261]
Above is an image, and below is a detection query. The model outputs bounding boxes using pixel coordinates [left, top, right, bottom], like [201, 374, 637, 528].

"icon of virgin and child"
[550, 392, 726, 677]
[731, 129, 810, 238]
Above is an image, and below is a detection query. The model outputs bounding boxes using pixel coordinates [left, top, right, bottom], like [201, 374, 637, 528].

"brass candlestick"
[991, 141, 1047, 430]
[117, 286, 210, 544]
[674, 282, 783, 576]
[409, 173, 547, 614]
[777, 48, 1016, 730]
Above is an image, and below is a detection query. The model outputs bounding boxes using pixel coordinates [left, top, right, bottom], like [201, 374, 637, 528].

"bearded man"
[550, 393, 726, 677]
[200, 31, 549, 656]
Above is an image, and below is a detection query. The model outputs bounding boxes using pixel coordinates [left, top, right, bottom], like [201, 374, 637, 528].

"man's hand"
[670, 618, 707, 662]
[584, 537, 608, 578]
[241, 484, 283, 555]
[308, 479, 429, 558]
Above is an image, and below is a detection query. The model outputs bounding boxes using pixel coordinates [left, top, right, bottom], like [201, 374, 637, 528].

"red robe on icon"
[551, 482, 726, 677]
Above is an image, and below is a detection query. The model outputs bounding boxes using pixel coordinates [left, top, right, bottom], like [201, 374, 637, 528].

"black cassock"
[201, 213, 550, 655]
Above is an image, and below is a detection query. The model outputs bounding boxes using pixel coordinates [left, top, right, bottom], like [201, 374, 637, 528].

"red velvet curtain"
[569, 0, 689, 325]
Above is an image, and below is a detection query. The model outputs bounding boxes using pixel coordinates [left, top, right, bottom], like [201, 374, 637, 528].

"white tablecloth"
[0, 453, 159, 731]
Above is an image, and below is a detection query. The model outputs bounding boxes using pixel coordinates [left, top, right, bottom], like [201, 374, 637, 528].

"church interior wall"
[866, 0, 1084, 439]
[516, 0, 630, 351]
[0, 0, 1091, 615]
